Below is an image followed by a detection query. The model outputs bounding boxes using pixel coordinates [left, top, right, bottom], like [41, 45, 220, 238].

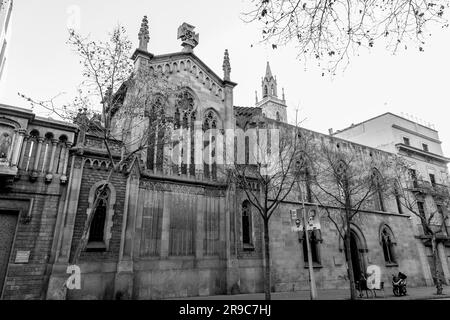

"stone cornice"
[392, 124, 441, 144]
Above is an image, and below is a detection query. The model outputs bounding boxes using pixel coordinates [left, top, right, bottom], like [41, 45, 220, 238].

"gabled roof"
[149, 51, 237, 88]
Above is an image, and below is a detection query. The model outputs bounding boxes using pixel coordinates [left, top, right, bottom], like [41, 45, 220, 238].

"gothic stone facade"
[0, 19, 440, 300]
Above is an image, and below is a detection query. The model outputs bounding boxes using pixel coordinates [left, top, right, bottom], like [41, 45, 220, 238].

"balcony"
[407, 179, 432, 194]
[0, 158, 18, 185]
[430, 183, 450, 200]
[416, 223, 450, 246]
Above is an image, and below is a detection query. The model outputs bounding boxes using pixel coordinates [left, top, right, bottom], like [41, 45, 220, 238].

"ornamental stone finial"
[223, 49, 231, 81]
[177, 22, 199, 53]
[138, 16, 150, 51]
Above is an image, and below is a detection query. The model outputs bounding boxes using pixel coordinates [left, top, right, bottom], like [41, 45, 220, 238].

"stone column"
[194, 120, 203, 179]
[30, 137, 44, 181]
[115, 171, 140, 299]
[33, 137, 44, 170]
[196, 193, 205, 259]
[153, 121, 159, 174]
[41, 141, 50, 173]
[45, 139, 59, 182]
[46, 156, 84, 300]
[60, 142, 72, 184]
[164, 120, 173, 175]
[18, 134, 30, 170]
[11, 129, 26, 167]
[186, 123, 191, 177]
[160, 192, 172, 258]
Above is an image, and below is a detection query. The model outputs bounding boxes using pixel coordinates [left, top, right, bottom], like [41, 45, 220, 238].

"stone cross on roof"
[177, 23, 199, 53]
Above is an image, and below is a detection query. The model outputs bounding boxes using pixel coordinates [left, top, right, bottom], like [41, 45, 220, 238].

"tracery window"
[148, 95, 166, 172]
[173, 90, 197, 176]
[87, 184, 111, 250]
[203, 109, 219, 180]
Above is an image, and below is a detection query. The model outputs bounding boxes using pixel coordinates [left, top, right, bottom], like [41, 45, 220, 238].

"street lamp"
[296, 165, 318, 300]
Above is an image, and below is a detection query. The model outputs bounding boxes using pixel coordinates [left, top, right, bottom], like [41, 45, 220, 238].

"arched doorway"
[350, 232, 363, 282]
[344, 230, 367, 283]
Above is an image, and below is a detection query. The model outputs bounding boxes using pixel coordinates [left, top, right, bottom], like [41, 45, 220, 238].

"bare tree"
[19, 25, 179, 295]
[228, 118, 313, 300]
[243, 0, 449, 74]
[390, 156, 449, 295]
[310, 139, 392, 299]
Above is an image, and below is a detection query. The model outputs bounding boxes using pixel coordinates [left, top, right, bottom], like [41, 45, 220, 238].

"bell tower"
[262, 61, 277, 98]
[256, 62, 287, 123]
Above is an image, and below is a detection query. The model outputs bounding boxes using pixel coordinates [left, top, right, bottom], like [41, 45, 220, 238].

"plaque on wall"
[333, 255, 344, 266]
[15, 251, 30, 264]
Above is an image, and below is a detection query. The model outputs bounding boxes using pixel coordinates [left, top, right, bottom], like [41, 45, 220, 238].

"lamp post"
[297, 182, 318, 300]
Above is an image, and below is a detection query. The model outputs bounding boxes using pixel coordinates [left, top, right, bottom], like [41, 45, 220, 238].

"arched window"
[203, 109, 220, 180]
[87, 185, 110, 249]
[25, 129, 40, 171]
[380, 225, 397, 265]
[173, 90, 197, 176]
[89, 197, 107, 242]
[276, 111, 280, 122]
[242, 200, 253, 247]
[86, 182, 116, 251]
[147, 95, 166, 172]
[263, 85, 268, 97]
[271, 85, 275, 96]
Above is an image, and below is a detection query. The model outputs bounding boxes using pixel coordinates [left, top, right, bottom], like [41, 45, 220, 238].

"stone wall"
[266, 202, 427, 293]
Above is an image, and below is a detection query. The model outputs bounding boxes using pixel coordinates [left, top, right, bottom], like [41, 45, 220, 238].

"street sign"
[306, 207, 321, 231]
[290, 210, 302, 232]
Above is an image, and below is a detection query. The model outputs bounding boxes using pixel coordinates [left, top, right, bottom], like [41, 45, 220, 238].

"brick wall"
[1, 175, 66, 299]
[69, 162, 127, 263]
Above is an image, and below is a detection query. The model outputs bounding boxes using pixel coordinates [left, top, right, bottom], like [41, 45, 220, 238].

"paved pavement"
[170, 286, 449, 300]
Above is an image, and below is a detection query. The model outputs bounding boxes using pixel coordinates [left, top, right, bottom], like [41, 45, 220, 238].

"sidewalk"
[170, 286, 449, 300]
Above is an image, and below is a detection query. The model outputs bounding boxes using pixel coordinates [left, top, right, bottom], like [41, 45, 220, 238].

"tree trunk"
[263, 217, 271, 300]
[344, 228, 357, 300]
[431, 235, 443, 295]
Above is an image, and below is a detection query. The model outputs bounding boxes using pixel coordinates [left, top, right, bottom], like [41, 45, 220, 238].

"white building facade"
[334, 112, 450, 286]
[0, 0, 13, 97]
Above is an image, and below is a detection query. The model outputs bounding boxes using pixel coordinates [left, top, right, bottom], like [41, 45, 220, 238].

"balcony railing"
[0, 158, 18, 185]
[407, 179, 432, 193]
[431, 183, 450, 199]
[416, 223, 449, 238]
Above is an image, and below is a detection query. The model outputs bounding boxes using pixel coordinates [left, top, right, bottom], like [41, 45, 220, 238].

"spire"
[138, 16, 150, 51]
[265, 61, 273, 79]
[282, 88, 285, 101]
[223, 49, 231, 81]
[262, 61, 277, 98]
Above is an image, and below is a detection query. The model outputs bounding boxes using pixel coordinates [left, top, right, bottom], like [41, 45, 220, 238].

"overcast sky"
[2, 0, 450, 157]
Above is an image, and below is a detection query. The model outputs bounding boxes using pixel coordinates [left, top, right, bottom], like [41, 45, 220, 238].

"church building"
[0, 17, 448, 300]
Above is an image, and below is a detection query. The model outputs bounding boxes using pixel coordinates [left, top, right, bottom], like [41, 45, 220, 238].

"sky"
[2, 0, 450, 157]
